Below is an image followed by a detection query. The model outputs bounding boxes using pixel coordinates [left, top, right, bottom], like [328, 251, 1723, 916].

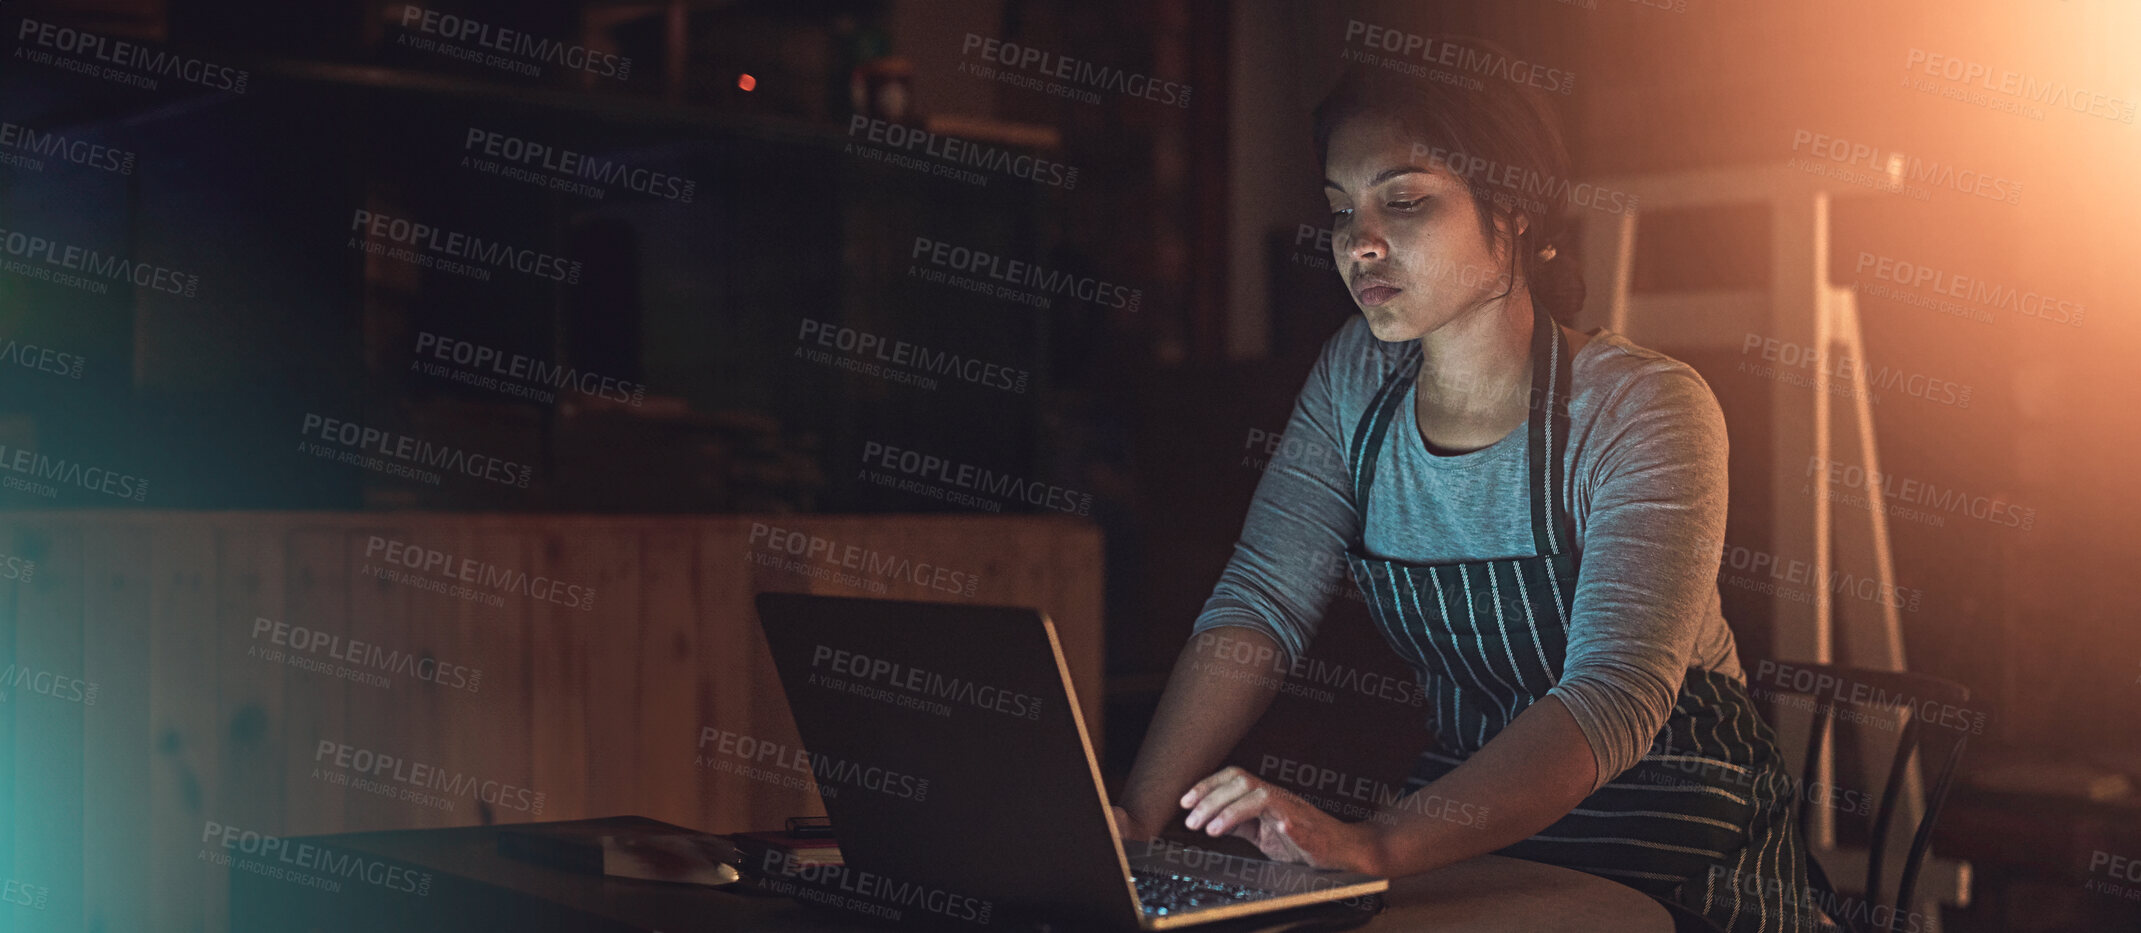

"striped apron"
[1342, 304, 1815, 933]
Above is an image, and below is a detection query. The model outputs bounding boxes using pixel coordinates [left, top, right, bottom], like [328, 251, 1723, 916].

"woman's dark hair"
[1311, 36, 1586, 323]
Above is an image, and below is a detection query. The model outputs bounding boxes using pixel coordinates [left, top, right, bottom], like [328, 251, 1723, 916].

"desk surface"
[229, 817, 1673, 933]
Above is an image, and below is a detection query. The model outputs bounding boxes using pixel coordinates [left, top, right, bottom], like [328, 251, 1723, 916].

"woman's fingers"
[1180, 767, 1252, 832]
[1179, 766, 1242, 808]
[1204, 783, 1274, 837]
[1181, 766, 1294, 838]
[1175, 767, 1341, 867]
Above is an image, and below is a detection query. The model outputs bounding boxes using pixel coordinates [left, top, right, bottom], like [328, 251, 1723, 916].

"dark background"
[2, 0, 2138, 930]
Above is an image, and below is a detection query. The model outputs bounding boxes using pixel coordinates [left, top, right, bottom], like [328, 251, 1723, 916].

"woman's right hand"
[1112, 627, 1292, 855]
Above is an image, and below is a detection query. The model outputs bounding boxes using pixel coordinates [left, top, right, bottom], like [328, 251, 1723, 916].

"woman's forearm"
[1367, 695, 1600, 877]
[1118, 626, 1289, 835]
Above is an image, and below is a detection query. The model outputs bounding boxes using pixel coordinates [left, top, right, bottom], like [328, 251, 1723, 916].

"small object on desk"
[497, 823, 742, 888]
[730, 827, 844, 869]
[785, 814, 835, 838]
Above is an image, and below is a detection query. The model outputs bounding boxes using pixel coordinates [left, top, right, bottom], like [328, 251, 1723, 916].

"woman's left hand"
[1179, 766, 1385, 874]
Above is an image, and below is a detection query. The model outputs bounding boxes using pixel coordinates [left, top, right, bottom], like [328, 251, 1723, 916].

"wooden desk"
[0, 511, 1102, 933]
[1373, 855, 1673, 932]
[227, 817, 1674, 933]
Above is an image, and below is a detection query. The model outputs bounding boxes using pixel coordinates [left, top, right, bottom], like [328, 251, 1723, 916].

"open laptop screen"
[752, 592, 1138, 927]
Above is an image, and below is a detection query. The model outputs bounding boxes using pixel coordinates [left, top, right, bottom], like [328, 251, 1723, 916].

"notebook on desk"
[497, 821, 742, 887]
[752, 592, 1388, 930]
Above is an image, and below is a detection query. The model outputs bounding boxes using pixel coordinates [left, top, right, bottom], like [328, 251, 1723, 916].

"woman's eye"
[1329, 207, 1354, 220]
[1388, 197, 1427, 211]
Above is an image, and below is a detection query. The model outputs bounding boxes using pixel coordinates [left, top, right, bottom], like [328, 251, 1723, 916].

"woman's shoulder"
[1573, 330, 1721, 411]
[1570, 329, 1727, 447]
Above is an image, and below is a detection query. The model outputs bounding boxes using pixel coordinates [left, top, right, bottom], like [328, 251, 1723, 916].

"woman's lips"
[1356, 285, 1402, 307]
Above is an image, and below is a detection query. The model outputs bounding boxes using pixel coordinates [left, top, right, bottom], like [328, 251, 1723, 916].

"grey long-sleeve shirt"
[1193, 316, 1743, 791]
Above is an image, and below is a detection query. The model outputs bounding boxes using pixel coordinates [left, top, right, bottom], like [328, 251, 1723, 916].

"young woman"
[1111, 41, 1815, 933]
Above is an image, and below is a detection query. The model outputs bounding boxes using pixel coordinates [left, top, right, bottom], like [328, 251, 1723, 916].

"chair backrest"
[1753, 663, 1974, 933]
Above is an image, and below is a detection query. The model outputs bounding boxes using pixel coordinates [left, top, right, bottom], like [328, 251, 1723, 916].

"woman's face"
[1323, 114, 1518, 343]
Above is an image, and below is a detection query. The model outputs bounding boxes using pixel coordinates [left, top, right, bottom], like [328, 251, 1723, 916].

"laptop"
[751, 592, 1388, 930]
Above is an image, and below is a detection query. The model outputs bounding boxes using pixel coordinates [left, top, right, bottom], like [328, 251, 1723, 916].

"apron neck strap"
[1348, 302, 1575, 555]
[1524, 301, 1575, 555]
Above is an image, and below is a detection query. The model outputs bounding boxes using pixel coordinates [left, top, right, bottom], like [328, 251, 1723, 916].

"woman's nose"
[1340, 220, 1386, 262]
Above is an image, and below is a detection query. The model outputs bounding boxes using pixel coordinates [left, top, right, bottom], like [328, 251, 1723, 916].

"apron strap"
[1346, 343, 1421, 523]
[1527, 301, 1575, 555]
[1347, 302, 1576, 556]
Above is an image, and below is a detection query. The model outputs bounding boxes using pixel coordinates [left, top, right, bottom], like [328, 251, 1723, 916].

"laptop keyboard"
[1131, 868, 1276, 916]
